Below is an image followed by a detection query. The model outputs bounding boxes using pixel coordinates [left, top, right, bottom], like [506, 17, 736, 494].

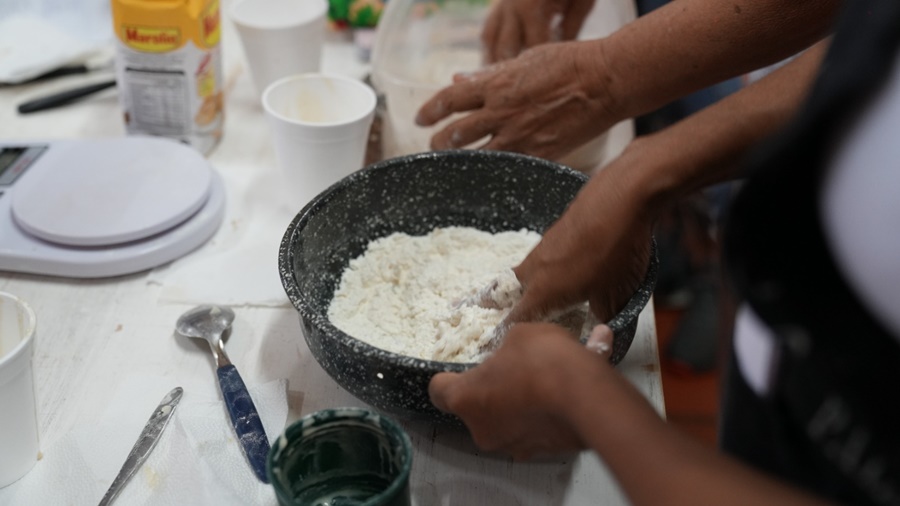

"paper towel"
[0, 375, 289, 505]
[148, 162, 300, 308]
[0, 10, 112, 84]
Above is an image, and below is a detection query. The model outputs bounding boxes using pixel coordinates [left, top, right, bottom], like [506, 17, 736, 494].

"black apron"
[720, 1, 900, 504]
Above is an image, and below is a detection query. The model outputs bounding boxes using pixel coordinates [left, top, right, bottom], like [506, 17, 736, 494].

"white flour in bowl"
[327, 226, 541, 362]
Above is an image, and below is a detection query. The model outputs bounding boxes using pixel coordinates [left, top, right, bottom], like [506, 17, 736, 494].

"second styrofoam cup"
[262, 73, 377, 207]
[0, 292, 39, 488]
[230, 0, 328, 98]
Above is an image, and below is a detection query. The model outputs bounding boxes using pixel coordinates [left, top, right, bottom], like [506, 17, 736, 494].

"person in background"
[428, 0, 900, 504]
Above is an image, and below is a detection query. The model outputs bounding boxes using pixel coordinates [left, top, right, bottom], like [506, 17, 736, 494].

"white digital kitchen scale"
[0, 136, 225, 278]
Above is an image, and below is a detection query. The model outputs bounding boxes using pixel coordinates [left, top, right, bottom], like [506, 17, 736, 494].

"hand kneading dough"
[328, 227, 539, 362]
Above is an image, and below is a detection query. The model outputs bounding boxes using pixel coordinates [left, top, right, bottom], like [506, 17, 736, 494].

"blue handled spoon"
[175, 305, 270, 483]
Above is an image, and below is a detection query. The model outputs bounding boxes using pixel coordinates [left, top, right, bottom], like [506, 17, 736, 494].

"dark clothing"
[720, 1, 900, 504]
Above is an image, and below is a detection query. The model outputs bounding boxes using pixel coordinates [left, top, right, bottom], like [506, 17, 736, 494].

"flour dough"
[327, 226, 541, 362]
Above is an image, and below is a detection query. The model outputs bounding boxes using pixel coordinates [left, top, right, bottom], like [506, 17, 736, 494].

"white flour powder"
[327, 226, 541, 362]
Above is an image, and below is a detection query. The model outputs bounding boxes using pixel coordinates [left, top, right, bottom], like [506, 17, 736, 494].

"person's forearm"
[559, 365, 832, 505]
[585, 39, 829, 219]
[550, 41, 833, 505]
[581, 0, 839, 121]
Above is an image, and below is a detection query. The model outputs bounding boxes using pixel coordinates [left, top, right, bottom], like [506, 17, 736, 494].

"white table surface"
[0, 6, 663, 505]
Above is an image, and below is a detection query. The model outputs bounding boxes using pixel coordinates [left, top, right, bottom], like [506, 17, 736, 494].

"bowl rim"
[278, 149, 656, 371]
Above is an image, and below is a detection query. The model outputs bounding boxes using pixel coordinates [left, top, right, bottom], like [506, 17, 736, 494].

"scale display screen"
[0, 145, 47, 186]
[0, 148, 25, 173]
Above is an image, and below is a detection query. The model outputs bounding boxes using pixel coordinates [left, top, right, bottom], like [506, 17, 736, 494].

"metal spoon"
[175, 305, 271, 483]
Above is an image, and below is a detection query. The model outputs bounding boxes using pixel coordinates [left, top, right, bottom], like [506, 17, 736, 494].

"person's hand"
[505, 144, 656, 329]
[429, 323, 615, 460]
[415, 40, 621, 164]
[481, 0, 597, 63]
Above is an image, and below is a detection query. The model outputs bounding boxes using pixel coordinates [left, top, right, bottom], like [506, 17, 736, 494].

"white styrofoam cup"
[262, 73, 377, 207]
[230, 0, 329, 99]
[0, 292, 39, 488]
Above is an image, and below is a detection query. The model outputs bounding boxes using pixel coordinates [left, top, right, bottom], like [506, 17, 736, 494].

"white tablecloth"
[0, 1, 663, 504]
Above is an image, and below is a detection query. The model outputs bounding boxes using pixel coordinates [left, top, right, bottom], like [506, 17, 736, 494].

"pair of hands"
[429, 147, 656, 458]
[423, 0, 651, 458]
[421, 0, 649, 335]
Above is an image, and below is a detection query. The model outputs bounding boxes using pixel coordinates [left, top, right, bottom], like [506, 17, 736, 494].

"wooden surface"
[0, 3, 663, 504]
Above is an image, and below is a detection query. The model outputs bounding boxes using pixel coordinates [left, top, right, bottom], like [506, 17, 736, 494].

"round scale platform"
[0, 136, 226, 278]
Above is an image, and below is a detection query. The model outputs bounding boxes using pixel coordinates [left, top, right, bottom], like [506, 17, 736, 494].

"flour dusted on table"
[327, 226, 540, 362]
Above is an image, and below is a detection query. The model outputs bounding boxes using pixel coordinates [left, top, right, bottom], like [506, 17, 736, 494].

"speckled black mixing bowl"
[279, 150, 658, 423]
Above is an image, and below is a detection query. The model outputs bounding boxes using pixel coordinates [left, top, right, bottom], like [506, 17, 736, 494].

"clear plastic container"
[371, 0, 484, 161]
[370, 0, 636, 173]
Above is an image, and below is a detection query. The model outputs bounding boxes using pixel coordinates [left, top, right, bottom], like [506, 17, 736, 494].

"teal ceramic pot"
[268, 407, 413, 506]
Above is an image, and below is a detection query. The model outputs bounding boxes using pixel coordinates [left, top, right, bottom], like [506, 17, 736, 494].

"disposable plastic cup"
[230, 0, 329, 99]
[268, 407, 412, 506]
[0, 291, 39, 488]
[262, 73, 377, 207]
